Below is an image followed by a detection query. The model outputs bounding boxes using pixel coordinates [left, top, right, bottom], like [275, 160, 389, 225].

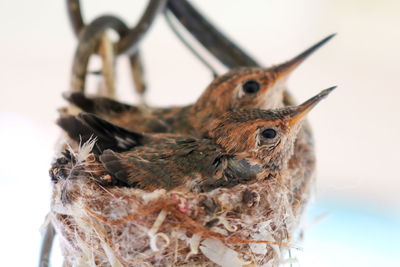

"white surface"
[0, 0, 399, 266]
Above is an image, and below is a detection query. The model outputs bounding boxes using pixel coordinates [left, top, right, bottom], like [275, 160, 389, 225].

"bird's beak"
[288, 86, 336, 128]
[272, 33, 336, 80]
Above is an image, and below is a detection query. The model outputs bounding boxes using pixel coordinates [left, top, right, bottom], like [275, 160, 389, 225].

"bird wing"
[57, 112, 235, 191]
[57, 112, 144, 154]
[63, 92, 137, 117]
[63, 92, 172, 133]
[188, 157, 264, 192]
[99, 138, 224, 191]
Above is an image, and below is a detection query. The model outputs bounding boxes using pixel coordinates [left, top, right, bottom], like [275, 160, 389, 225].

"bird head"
[193, 34, 335, 118]
[209, 86, 335, 171]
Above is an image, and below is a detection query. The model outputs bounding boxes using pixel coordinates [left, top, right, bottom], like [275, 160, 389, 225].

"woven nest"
[49, 125, 315, 266]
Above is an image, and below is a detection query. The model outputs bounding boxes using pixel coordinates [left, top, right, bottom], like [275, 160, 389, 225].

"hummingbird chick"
[63, 34, 335, 136]
[57, 87, 335, 192]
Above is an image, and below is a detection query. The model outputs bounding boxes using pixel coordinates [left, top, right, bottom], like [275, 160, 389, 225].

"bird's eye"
[261, 128, 276, 139]
[242, 80, 260, 94]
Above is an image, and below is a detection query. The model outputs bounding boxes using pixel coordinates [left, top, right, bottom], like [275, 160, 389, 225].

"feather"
[63, 92, 136, 115]
[57, 113, 143, 154]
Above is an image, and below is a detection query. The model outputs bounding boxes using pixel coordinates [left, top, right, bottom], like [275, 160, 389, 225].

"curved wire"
[66, 0, 166, 55]
[164, 10, 218, 78]
[71, 15, 129, 92]
[38, 222, 55, 267]
[117, 0, 167, 55]
[166, 0, 259, 69]
[66, 0, 84, 37]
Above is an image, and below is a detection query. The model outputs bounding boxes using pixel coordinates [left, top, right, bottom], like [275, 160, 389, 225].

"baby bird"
[63, 34, 334, 136]
[56, 87, 335, 192]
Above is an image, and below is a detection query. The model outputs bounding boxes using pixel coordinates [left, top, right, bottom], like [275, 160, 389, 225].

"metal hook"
[66, 0, 166, 56]
[70, 15, 129, 92]
[66, 1, 165, 97]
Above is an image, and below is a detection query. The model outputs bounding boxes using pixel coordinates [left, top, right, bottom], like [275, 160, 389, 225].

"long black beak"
[272, 33, 336, 79]
[288, 86, 336, 127]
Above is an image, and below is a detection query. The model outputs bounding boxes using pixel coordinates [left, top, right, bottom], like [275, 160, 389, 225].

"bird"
[55, 87, 335, 192]
[62, 34, 335, 136]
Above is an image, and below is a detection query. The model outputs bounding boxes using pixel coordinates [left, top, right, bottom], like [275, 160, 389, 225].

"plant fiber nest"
[49, 130, 315, 267]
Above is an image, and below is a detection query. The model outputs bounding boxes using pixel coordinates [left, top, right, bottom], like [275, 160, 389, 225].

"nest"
[49, 129, 314, 266]
[43, 2, 331, 265]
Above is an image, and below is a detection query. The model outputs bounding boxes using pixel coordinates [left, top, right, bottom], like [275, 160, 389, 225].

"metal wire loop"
[66, 0, 166, 55]
[71, 15, 129, 92]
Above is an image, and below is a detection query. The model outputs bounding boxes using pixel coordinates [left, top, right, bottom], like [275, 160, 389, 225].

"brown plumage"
[56, 87, 334, 192]
[63, 34, 334, 136]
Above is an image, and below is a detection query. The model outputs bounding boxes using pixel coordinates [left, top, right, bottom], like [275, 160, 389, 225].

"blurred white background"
[0, 0, 399, 266]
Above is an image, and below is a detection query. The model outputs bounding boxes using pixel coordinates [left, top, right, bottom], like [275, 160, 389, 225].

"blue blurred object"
[297, 198, 400, 267]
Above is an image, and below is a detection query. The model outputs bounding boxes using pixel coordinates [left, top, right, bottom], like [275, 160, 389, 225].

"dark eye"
[243, 80, 260, 94]
[261, 128, 276, 139]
